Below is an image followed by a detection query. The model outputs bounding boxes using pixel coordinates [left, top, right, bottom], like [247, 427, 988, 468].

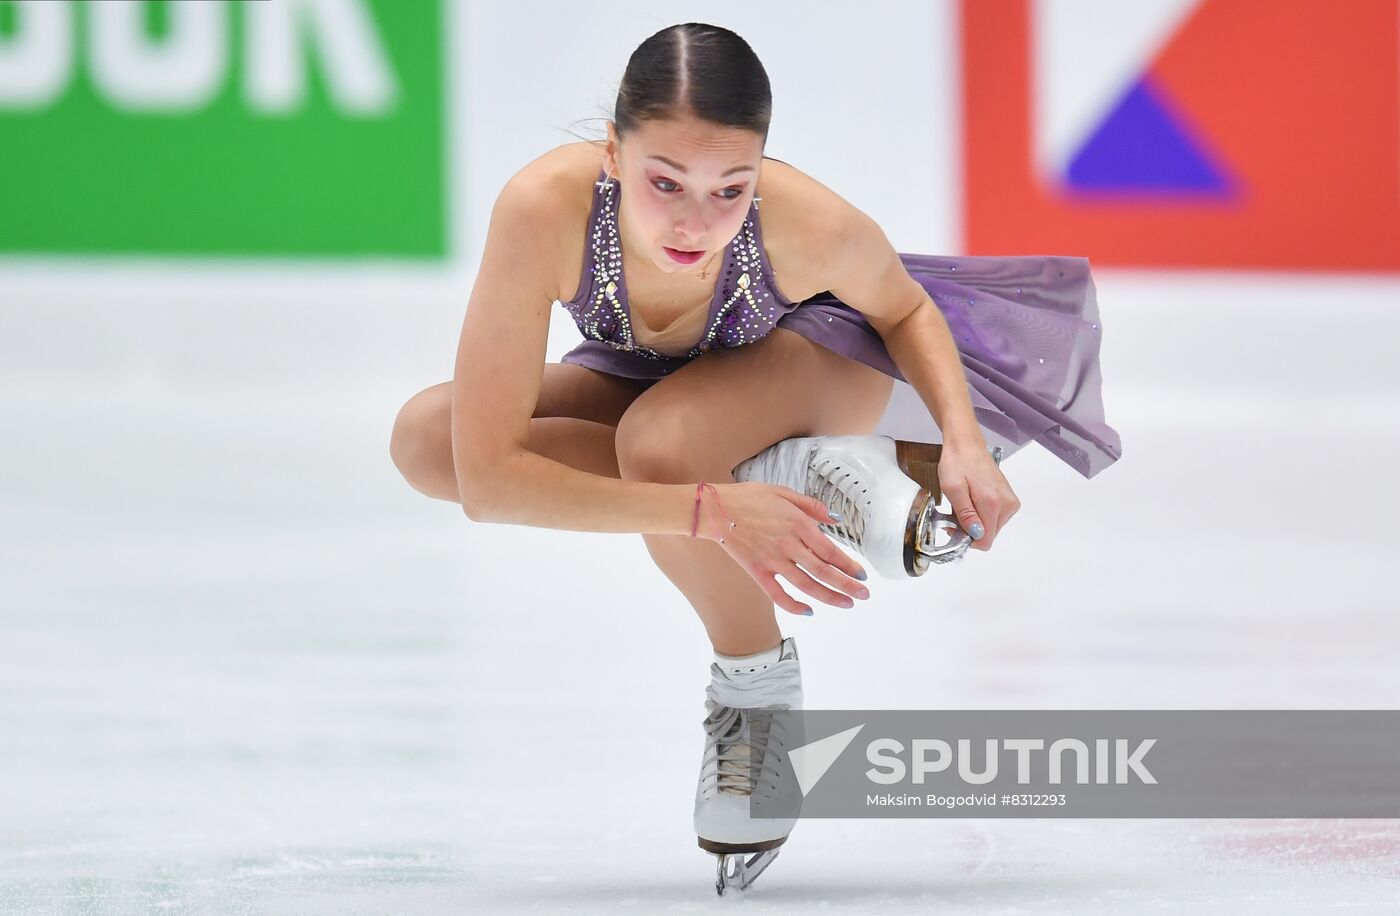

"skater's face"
[605, 114, 764, 278]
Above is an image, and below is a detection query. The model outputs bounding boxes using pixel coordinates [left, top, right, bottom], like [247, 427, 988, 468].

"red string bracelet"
[689, 481, 737, 543]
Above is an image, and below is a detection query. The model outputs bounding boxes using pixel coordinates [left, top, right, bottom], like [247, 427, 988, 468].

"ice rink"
[2, 267, 1399, 913]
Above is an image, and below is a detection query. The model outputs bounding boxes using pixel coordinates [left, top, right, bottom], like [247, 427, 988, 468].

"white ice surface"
[2, 270, 1400, 913]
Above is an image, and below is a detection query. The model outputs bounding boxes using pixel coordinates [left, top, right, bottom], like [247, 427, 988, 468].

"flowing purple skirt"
[560, 253, 1122, 479]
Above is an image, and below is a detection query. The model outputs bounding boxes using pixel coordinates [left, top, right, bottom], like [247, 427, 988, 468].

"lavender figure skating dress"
[558, 168, 1122, 478]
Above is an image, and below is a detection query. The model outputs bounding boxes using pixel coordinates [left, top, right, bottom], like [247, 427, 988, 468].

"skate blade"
[898, 442, 1005, 576]
[714, 848, 780, 895]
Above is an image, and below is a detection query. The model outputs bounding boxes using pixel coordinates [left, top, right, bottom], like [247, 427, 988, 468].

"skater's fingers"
[995, 490, 1023, 540]
[798, 552, 870, 605]
[784, 490, 843, 527]
[755, 570, 814, 617]
[803, 533, 870, 595]
[941, 477, 988, 550]
[984, 508, 1013, 551]
[777, 561, 855, 610]
[968, 487, 1017, 552]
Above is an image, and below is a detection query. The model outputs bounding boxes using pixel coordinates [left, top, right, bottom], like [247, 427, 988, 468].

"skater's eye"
[651, 178, 745, 201]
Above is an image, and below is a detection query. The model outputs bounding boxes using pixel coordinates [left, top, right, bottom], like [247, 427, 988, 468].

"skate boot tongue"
[703, 637, 804, 797]
[707, 638, 802, 709]
[713, 640, 785, 676]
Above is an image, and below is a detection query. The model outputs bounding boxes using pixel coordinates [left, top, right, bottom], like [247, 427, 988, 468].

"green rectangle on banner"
[0, 0, 445, 258]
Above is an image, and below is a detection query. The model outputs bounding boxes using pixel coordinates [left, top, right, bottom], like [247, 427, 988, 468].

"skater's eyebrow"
[647, 156, 755, 177]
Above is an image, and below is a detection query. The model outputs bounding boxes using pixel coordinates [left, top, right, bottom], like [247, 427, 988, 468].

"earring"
[595, 170, 615, 193]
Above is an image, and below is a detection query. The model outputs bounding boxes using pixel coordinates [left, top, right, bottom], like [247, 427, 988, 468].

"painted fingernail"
[854, 569, 868, 581]
[828, 511, 843, 522]
[969, 522, 985, 539]
[802, 607, 814, 616]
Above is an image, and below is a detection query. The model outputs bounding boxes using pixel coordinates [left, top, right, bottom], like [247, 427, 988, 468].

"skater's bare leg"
[614, 328, 894, 657]
[390, 363, 645, 501]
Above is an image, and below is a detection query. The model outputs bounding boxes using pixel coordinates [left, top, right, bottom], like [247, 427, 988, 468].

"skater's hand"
[938, 441, 1020, 551]
[697, 482, 871, 615]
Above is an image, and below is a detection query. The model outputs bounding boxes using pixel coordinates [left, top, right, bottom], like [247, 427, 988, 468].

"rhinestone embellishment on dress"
[561, 175, 779, 361]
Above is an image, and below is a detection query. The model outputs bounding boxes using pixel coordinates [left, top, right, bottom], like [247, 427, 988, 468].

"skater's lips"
[663, 246, 706, 265]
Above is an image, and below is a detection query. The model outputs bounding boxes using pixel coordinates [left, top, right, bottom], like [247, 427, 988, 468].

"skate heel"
[894, 439, 943, 502]
[891, 439, 950, 578]
[697, 835, 786, 855]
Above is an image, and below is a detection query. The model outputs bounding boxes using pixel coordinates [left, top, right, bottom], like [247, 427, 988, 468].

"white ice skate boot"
[694, 636, 805, 895]
[732, 435, 1004, 579]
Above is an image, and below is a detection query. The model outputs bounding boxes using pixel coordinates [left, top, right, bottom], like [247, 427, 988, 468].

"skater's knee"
[390, 383, 451, 484]
[615, 407, 702, 482]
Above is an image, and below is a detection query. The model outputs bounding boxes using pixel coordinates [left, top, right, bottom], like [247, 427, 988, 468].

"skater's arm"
[875, 301, 987, 449]
[809, 201, 986, 448]
[802, 195, 1016, 549]
[463, 448, 708, 535]
[450, 165, 707, 536]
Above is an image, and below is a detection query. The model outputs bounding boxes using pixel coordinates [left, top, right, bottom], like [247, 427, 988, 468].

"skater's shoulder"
[758, 158, 879, 256]
[493, 142, 601, 230]
[485, 143, 607, 302]
[752, 157, 886, 304]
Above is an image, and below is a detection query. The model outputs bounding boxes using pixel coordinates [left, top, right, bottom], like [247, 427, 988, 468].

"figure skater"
[389, 22, 1122, 895]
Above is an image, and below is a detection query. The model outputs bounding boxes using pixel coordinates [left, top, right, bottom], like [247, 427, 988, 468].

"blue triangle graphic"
[1066, 75, 1231, 194]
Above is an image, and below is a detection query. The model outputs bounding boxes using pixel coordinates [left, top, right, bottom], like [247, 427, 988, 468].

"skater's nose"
[671, 199, 708, 241]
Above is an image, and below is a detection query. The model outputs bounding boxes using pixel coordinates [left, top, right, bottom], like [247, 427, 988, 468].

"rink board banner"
[0, 0, 445, 257]
[961, 0, 1400, 272]
[748, 711, 1400, 818]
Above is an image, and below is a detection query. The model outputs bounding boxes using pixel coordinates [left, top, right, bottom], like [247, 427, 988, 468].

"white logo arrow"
[789, 723, 865, 797]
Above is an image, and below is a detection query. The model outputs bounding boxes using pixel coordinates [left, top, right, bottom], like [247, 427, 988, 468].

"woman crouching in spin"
[390, 21, 1121, 896]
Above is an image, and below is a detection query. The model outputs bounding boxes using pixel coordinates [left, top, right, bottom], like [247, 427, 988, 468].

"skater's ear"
[603, 121, 628, 181]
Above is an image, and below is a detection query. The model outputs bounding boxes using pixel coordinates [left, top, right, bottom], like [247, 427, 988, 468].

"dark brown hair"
[612, 23, 772, 142]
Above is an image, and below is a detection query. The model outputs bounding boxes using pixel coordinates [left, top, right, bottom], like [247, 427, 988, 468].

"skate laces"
[701, 656, 802, 797]
[809, 457, 867, 549]
[703, 702, 783, 796]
